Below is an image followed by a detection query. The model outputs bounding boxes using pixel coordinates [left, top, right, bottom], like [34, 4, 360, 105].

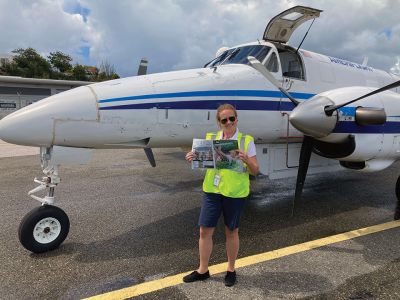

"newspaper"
[191, 139, 215, 169]
[213, 140, 246, 172]
[191, 139, 246, 172]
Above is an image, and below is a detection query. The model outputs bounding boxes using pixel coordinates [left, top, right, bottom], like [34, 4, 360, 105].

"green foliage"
[0, 47, 120, 81]
[96, 60, 120, 81]
[48, 51, 72, 73]
[10, 48, 52, 78]
[72, 64, 88, 81]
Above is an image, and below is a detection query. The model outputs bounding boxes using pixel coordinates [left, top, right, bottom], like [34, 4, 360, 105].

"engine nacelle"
[340, 159, 394, 172]
[314, 132, 398, 173]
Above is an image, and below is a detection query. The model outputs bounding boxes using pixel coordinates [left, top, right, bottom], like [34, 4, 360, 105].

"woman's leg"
[197, 193, 222, 273]
[225, 226, 239, 272]
[198, 226, 215, 273]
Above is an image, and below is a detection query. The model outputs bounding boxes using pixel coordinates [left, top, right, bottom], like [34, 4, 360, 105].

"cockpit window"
[205, 45, 271, 68]
[265, 52, 278, 72]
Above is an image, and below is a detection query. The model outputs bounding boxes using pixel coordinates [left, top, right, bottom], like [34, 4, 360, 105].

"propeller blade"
[292, 135, 314, 215]
[144, 148, 156, 167]
[395, 176, 400, 220]
[247, 56, 299, 106]
[137, 58, 148, 76]
[325, 79, 400, 115]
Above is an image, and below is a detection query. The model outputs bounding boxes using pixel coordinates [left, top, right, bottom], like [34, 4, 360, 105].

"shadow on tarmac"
[302, 258, 400, 300]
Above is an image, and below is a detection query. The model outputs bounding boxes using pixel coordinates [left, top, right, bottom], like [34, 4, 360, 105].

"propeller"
[324, 79, 400, 116]
[137, 58, 156, 167]
[247, 56, 312, 211]
[293, 135, 314, 213]
[248, 55, 400, 212]
[247, 56, 299, 106]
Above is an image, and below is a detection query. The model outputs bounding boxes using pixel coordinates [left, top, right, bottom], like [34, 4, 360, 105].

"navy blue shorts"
[198, 192, 246, 230]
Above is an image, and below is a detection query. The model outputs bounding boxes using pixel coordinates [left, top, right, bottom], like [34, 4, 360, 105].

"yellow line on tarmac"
[83, 220, 400, 300]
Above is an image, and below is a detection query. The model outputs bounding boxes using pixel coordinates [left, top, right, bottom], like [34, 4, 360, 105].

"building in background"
[0, 76, 91, 119]
[0, 54, 15, 68]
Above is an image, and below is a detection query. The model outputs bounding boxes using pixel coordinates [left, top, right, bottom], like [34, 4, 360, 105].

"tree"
[11, 48, 52, 78]
[1, 47, 120, 81]
[0, 60, 17, 75]
[97, 60, 120, 81]
[72, 64, 88, 81]
[48, 51, 72, 73]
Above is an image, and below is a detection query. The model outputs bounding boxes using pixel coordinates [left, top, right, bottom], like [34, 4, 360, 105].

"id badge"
[213, 175, 221, 187]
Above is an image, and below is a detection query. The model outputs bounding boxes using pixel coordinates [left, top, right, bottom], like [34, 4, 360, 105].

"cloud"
[391, 57, 400, 75]
[0, 0, 399, 77]
[0, 0, 91, 62]
[289, 0, 400, 72]
[63, 0, 90, 22]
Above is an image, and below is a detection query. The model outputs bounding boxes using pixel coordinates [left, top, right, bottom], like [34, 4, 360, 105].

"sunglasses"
[220, 116, 236, 124]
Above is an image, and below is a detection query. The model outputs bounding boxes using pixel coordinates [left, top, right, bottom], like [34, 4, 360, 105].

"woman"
[184, 103, 259, 287]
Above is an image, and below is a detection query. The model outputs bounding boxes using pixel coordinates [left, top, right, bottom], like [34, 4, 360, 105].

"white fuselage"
[0, 41, 400, 167]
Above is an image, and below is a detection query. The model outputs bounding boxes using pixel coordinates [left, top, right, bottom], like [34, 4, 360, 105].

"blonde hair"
[216, 104, 237, 122]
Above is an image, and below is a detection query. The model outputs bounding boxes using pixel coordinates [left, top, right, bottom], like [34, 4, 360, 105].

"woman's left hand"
[238, 150, 259, 176]
[237, 150, 249, 164]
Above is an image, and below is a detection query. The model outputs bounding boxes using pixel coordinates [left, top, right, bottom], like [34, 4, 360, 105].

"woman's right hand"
[185, 151, 194, 162]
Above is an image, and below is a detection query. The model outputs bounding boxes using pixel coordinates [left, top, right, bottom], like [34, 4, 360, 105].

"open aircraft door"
[262, 6, 322, 135]
[263, 6, 322, 43]
[256, 6, 340, 178]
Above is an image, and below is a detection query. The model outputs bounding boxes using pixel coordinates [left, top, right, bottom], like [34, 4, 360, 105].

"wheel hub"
[33, 217, 61, 244]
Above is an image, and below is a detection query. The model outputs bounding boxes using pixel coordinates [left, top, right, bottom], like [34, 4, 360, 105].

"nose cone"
[0, 86, 96, 147]
[289, 96, 338, 138]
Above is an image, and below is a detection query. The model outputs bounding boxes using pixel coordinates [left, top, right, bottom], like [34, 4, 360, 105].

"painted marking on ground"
[83, 220, 400, 300]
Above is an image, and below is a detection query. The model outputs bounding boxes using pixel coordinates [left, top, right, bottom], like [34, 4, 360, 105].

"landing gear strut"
[18, 147, 70, 253]
[394, 176, 400, 220]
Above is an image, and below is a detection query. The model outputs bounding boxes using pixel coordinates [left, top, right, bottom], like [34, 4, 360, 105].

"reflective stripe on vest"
[202, 131, 253, 198]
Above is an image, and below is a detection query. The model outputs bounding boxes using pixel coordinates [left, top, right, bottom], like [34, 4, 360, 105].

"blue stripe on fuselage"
[98, 99, 296, 111]
[333, 121, 400, 133]
[97, 90, 315, 103]
[97, 89, 400, 134]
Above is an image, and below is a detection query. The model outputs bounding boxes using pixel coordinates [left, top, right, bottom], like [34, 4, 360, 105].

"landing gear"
[19, 147, 70, 253]
[395, 177, 400, 220]
[18, 205, 69, 253]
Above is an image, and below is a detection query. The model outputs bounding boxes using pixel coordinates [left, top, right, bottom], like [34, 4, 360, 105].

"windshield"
[205, 45, 271, 68]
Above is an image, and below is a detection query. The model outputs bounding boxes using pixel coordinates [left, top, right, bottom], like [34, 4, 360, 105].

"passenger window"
[265, 52, 278, 73]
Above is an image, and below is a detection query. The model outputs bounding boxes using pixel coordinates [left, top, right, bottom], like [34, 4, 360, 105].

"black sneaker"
[224, 271, 236, 287]
[183, 270, 210, 283]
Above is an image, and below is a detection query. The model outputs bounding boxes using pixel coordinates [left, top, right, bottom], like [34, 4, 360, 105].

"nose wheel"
[18, 205, 70, 253]
[18, 146, 71, 253]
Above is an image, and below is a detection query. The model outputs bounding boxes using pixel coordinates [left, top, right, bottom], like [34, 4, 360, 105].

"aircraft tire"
[18, 205, 70, 253]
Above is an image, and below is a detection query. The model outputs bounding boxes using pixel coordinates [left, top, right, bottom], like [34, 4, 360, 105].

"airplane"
[0, 5, 399, 254]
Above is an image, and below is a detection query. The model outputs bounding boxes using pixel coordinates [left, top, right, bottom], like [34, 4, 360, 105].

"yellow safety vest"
[202, 131, 254, 198]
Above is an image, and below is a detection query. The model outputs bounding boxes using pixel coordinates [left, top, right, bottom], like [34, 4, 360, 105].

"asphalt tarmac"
[0, 146, 399, 299]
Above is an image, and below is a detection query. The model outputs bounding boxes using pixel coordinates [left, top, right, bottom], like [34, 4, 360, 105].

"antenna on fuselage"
[136, 58, 156, 167]
[137, 58, 148, 76]
[295, 18, 316, 54]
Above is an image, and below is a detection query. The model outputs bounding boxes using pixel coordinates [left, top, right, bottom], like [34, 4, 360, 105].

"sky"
[0, 0, 399, 77]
